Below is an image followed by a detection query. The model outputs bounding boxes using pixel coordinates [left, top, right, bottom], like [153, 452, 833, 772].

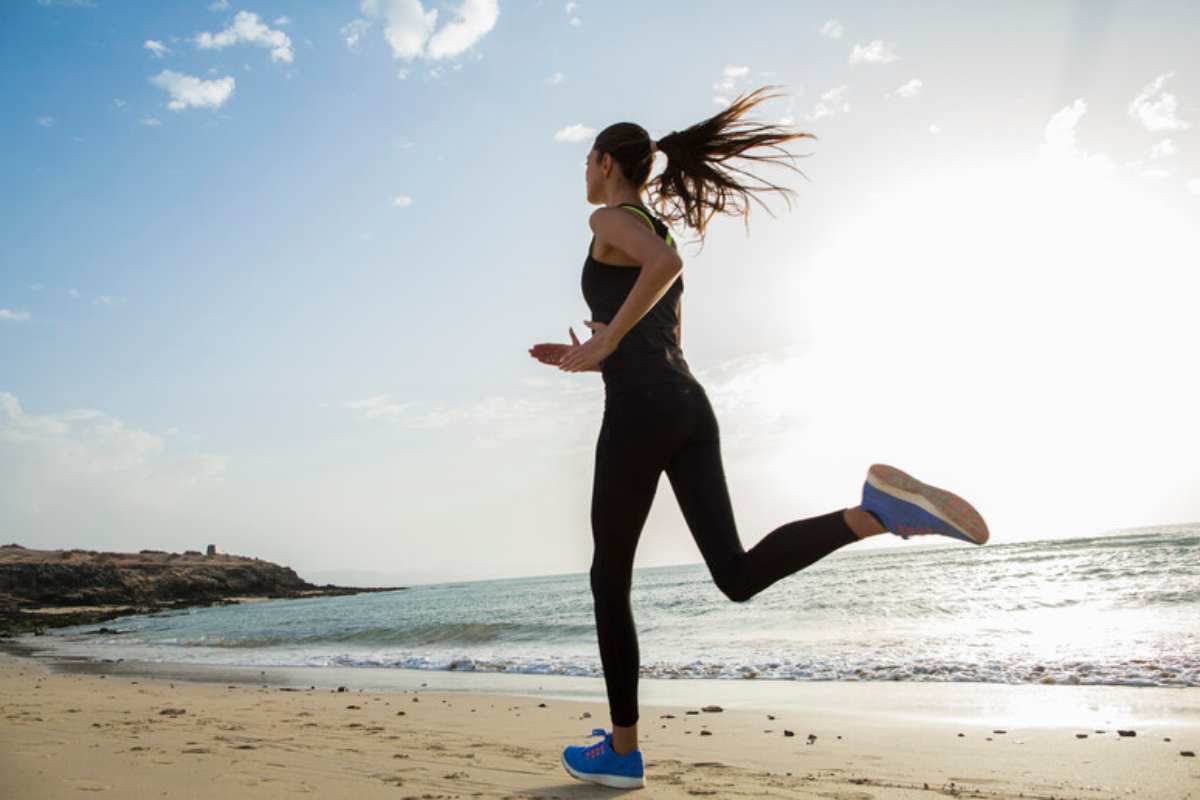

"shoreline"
[7, 635, 1200, 730]
[4, 639, 1200, 799]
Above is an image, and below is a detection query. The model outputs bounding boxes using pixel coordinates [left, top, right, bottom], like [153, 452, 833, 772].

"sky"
[2, 0, 1198, 588]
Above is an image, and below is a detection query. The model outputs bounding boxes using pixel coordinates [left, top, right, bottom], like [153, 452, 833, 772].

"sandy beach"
[3, 644, 1198, 799]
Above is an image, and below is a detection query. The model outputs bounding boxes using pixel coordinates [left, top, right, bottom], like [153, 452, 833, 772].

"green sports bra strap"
[618, 203, 676, 250]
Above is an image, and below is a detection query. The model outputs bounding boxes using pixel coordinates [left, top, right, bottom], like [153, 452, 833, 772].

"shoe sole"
[866, 463, 990, 545]
[561, 752, 646, 789]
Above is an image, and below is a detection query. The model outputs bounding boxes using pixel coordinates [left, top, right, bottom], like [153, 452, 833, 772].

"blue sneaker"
[862, 463, 989, 545]
[561, 727, 646, 789]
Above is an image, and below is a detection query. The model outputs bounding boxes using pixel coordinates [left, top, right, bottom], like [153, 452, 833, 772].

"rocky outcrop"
[0, 544, 405, 637]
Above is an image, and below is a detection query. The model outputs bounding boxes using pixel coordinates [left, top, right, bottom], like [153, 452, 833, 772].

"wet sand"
[2, 645, 1198, 798]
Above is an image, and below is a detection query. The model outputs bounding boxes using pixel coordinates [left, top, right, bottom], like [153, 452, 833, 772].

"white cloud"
[565, 0, 581, 26]
[93, 294, 125, 307]
[565, 1, 578, 11]
[35, 115, 54, 127]
[850, 40, 897, 65]
[36, 0, 96, 7]
[341, 18, 372, 50]
[1149, 139, 1176, 160]
[144, 39, 171, 58]
[274, 16, 290, 26]
[149, 70, 235, 111]
[554, 123, 594, 143]
[426, 0, 499, 59]
[929, 123, 941, 135]
[28, 283, 45, 292]
[808, 86, 849, 120]
[363, 0, 438, 59]
[0, 309, 31, 322]
[545, 71, 565, 85]
[819, 19, 844, 39]
[1128, 73, 1190, 132]
[139, 116, 162, 126]
[1037, 99, 1114, 178]
[345, 395, 417, 421]
[1187, 178, 1200, 195]
[568, 16, 581, 27]
[392, 194, 414, 207]
[891, 78, 922, 98]
[112, 98, 126, 108]
[0, 391, 228, 519]
[344, 389, 596, 453]
[713, 64, 750, 93]
[1139, 165, 1170, 180]
[208, 0, 230, 10]
[349, 0, 499, 60]
[68, 288, 80, 298]
[196, 10, 294, 64]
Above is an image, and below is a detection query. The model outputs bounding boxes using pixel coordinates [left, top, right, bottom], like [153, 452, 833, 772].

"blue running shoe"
[861, 463, 989, 545]
[561, 727, 646, 789]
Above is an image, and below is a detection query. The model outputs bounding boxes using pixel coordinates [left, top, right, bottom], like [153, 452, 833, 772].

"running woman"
[527, 86, 990, 790]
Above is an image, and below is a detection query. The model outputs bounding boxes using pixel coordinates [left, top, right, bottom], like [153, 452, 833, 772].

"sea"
[21, 526, 1200, 689]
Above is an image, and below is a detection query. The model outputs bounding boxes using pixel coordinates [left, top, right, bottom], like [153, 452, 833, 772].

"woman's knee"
[589, 560, 631, 600]
[710, 560, 753, 603]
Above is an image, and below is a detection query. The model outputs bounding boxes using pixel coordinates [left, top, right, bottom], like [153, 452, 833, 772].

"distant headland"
[0, 543, 406, 638]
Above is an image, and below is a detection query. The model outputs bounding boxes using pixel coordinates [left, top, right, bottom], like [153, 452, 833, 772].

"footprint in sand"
[66, 779, 110, 792]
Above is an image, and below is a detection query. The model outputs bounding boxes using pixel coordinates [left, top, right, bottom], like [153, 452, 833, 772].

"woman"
[527, 86, 990, 790]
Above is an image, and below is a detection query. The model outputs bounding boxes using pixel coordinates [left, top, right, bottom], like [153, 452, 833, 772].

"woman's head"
[585, 85, 815, 251]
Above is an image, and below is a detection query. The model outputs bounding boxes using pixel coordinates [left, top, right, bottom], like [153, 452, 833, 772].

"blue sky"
[3, 0, 1198, 587]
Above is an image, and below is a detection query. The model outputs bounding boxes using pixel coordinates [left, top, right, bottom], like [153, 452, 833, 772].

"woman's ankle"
[611, 723, 638, 755]
[844, 506, 887, 538]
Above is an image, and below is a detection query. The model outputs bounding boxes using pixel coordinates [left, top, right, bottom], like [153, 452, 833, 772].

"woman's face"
[585, 147, 603, 205]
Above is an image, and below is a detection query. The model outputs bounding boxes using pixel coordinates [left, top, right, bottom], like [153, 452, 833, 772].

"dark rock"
[1117, 729, 1136, 737]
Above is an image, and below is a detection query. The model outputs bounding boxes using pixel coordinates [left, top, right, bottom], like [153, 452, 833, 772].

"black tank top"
[581, 203, 699, 391]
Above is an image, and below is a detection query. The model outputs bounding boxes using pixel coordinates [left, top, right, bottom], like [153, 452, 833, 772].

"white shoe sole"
[561, 752, 646, 788]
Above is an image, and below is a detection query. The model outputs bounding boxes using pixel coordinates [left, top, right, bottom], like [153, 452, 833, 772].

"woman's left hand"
[559, 320, 615, 373]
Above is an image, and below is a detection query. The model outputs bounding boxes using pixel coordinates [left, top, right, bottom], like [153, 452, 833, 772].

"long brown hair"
[592, 85, 814, 252]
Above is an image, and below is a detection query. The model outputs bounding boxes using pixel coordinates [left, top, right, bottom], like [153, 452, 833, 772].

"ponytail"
[593, 85, 815, 252]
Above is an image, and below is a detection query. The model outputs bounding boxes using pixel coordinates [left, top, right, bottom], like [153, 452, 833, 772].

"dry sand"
[2, 646, 1198, 799]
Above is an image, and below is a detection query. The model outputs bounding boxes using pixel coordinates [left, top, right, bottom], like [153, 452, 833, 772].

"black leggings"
[590, 380, 860, 727]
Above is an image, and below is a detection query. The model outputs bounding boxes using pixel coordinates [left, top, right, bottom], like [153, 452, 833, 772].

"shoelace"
[583, 728, 609, 760]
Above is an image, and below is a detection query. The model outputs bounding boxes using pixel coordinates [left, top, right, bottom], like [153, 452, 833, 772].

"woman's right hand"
[528, 327, 602, 371]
